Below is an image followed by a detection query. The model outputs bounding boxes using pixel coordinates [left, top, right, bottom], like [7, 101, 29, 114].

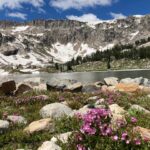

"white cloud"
[50, 0, 114, 10]
[0, 0, 44, 10]
[7, 12, 27, 20]
[110, 12, 126, 19]
[67, 13, 102, 23]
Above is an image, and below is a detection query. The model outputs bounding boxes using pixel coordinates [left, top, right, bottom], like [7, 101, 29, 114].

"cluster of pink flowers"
[95, 90, 121, 104]
[80, 108, 111, 136]
[74, 108, 144, 150]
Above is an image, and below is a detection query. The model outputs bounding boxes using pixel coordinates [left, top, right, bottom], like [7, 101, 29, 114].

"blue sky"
[0, 0, 150, 22]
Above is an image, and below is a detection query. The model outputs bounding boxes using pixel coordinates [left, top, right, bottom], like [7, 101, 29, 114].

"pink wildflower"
[112, 135, 119, 141]
[131, 117, 137, 123]
[134, 138, 141, 145]
[77, 144, 86, 150]
[121, 132, 128, 141]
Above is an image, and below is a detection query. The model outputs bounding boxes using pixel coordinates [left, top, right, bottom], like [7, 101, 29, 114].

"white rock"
[88, 96, 99, 101]
[0, 120, 9, 129]
[40, 103, 73, 119]
[51, 132, 72, 144]
[95, 99, 105, 105]
[130, 105, 150, 114]
[109, 104, 126, 115]
[38, 141, 62, 150]
[7, 115, 27, 124]
[104, 77, 118, 86]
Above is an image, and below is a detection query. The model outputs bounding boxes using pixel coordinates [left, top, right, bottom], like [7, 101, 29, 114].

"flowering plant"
[73, 108, 146, 150]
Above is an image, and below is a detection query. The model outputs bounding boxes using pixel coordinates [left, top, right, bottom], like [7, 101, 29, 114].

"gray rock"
[40, 103, 73, 119]
[46, 78, 77, 91]
[0, 120, 9, 129]
[129, 105, 150, 114]
[104, 77, 118, 86]
[134, 77, 144, 85]
[143, 78, 150, 87]
[82, 84, 99, 93]
[64, 82, 82, 92]
[120, 77, 143, 85]
[7, 115, 27, 124]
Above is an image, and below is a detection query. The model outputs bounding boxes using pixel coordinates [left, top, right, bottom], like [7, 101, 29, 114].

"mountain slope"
[0, 14, 150, 69]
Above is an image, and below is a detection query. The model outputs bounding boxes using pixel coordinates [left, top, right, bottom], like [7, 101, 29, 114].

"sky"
[0, 0, 150, 22]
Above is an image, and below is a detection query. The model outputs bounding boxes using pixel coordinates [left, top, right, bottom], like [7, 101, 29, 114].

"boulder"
[141, 86, 150, 94]
[115, 83, 139, 93]
[0, 120, 9, 129]
[38, 141, 62, 150]
[7, 115, 27, 124]
[120, 77, 143, 85]
[82, 84, 99, 93]
[47, 78, 77, 91]
[129, 105, 150, 114]
[33, 83, 47, 91]
[15, 83, 33, 95]
[133, 126, 150, 141]
[64, 82, 82, 92]
[0, 80, 16, 95]
[143, 78, 150, 87]
[24, 118, 52, 134]
[109, 104, 127, 115]
[40, 103, 72, 119]
[51, 132, 72, 144]
[133, 77, 144, 85]
[94, 81, 105, 88]
[104, 77, 118, 86]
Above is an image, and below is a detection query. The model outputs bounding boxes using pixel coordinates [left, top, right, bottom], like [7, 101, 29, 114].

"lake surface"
[1, 69, 150, 83]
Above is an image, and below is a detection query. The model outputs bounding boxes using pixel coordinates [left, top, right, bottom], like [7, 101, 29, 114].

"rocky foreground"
[0, 77, 150, 149]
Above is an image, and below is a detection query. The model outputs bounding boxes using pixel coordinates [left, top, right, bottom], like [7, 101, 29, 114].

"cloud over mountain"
[50, 0, 114, 10]
[7, 12, 27, 20]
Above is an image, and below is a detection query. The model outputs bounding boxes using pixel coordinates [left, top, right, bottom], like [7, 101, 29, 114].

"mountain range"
[0, 14, 150, 70]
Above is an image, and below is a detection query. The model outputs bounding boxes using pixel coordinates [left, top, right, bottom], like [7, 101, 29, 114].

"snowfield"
[12, 26, 29, 32]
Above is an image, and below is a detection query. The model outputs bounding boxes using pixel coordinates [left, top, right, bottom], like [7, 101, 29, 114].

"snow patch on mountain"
[50, 42, 76, 63]
[99, 43, 115, 51]
[130, 31, 139, 40]
[12, 26, 29, 32]
[0, 69, 9, 75]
